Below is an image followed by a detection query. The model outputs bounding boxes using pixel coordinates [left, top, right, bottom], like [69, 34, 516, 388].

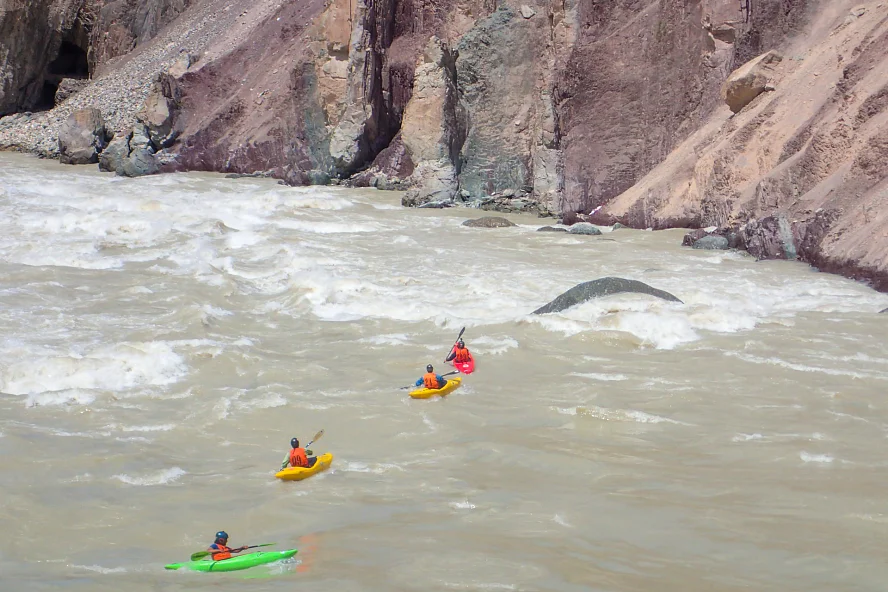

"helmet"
[457, 339, 465, 348]
[426, 364, 434, 372]
[215, 531, 229, 541]
[291, 438, 299, 448]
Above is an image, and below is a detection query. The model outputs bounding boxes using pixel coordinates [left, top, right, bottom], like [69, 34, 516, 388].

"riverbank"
[1, 0, 886, 291]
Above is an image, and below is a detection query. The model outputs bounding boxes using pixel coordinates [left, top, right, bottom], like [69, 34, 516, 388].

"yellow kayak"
[275, 453, 334, 481]
[409, 377, 462, 399]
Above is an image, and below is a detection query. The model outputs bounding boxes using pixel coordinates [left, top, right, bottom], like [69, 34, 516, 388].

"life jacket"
[423, 372, 441, 389]
[289, 447, 309, 468]
[211, 544, 231, 561]
[454, 347, 471, 363]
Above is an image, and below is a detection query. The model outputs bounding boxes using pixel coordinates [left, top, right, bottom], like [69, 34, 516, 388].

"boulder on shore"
[58, 108, 109, 165]
[533, 277, 683, 314]
[462, 216, 516, 228]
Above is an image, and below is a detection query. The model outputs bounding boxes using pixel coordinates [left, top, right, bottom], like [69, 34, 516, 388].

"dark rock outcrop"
[120, 148, 159, 177]
[537, 226, 567, 232]
[98, 133, 130, 173]
[58, 108, 109, 164]
[568, 223, 602, 236]
[54, 78, 88, 106]
[461, 216, 516, 228]
[692, 235, 730, 250]
[533, 277, 683, 315]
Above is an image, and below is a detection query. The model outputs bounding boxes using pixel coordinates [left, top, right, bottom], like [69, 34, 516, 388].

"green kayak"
[164, 549, 298, 572]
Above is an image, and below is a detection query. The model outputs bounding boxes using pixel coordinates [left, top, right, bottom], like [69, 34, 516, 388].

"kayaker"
[282, 437, 317, 470]
[415, 364, 447, 390]
[208, 531, 249, 561]
[446, 339, 472, 364]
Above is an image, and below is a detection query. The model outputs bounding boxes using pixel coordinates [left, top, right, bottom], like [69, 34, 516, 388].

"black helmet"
[457, 339, 465, 347]
[291, 438, 299, 448]
[426, 364, 434, 372]
[215, 531, 229, 541]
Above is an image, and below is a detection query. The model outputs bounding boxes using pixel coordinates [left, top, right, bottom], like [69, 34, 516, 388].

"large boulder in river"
[692, 235, 729, 250]
[721, 51, 783, 113]
[98, 134, 131, 174]
[58, 108, 109, 165]
[120, 148, 159, 177]
[533, 277, 683, 314]
[462, 216, 516, 228]
[568, 223, 602, 236]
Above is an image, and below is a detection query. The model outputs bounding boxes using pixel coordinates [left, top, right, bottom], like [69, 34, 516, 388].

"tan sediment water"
[1, 152, 888, 591]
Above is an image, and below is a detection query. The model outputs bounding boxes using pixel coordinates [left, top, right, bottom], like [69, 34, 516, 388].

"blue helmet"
[215, 531, 228, 541]
[291, 438, 299, 448]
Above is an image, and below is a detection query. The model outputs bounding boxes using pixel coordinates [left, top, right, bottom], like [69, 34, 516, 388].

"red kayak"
[451, 353, 475, 374]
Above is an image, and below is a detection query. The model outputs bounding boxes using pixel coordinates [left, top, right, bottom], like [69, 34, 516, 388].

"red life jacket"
[289, 447, 309, 468]
[454, 347, 471, 363]
[211, 544, 232, 561]
[423, 372, 441, 389]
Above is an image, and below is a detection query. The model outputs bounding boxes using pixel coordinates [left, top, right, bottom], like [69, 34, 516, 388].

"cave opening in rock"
[48, 41, 90, 78]
[32, 40, 91, 112]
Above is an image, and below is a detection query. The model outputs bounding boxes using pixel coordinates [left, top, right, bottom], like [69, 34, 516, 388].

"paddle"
[281, 429, 325, 470]
[190, 543, 275, 561]
[445, 327, 466, 361]
[399, 370, 459, 390]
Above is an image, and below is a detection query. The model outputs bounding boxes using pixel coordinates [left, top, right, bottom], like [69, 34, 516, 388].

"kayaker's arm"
[281, 455, 290, 470]
[415, 377, 423, 387]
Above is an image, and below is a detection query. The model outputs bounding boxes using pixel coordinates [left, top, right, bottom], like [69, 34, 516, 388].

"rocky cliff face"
[1, 0, 887, 291]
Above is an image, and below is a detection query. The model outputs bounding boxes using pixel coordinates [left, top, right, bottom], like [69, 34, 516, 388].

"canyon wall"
[1, 0, 887, 290]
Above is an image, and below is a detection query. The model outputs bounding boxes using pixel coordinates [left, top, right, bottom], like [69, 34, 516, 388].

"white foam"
[0, 342, 188, 396]
[553, 514, 573, 528]
[449, 500, 476, 510]
[732, 433, 764, 442]
[341, 461, 404, 474]
[556, 405, 687, 425]
[70, 564, 127, 574]
[358, 333, 413, 346]
[24, 389, 97, 408]
[113, 467, 186, 486]
[800, 452, 834, 464]
[570, 372, 628, 382]
[727, 352, 886, 380]
[469, 336, 519, 355]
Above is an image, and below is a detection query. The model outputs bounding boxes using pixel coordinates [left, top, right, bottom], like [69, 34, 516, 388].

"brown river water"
[1, 152, 888, 591]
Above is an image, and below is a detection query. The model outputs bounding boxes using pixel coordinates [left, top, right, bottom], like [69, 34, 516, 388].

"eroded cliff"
[0, 0, 886, 290]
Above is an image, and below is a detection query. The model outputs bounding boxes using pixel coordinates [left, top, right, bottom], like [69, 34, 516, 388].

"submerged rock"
[692, 235, 730, 250]
[568, 223, 602, 236]
[533, 277, 683, 314]
[462, 216, 516, 228]
[537, 226, 567, 232]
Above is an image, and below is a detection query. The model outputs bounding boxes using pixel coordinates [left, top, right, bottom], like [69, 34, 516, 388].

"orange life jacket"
[211, 544, 231, 561]
[423, 372, 441, 389]
[454, 347, 471, 363]
[289, 447, 309, 468]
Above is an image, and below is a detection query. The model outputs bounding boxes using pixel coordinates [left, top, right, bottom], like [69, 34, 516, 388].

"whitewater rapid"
[2, 152, 888, 591]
